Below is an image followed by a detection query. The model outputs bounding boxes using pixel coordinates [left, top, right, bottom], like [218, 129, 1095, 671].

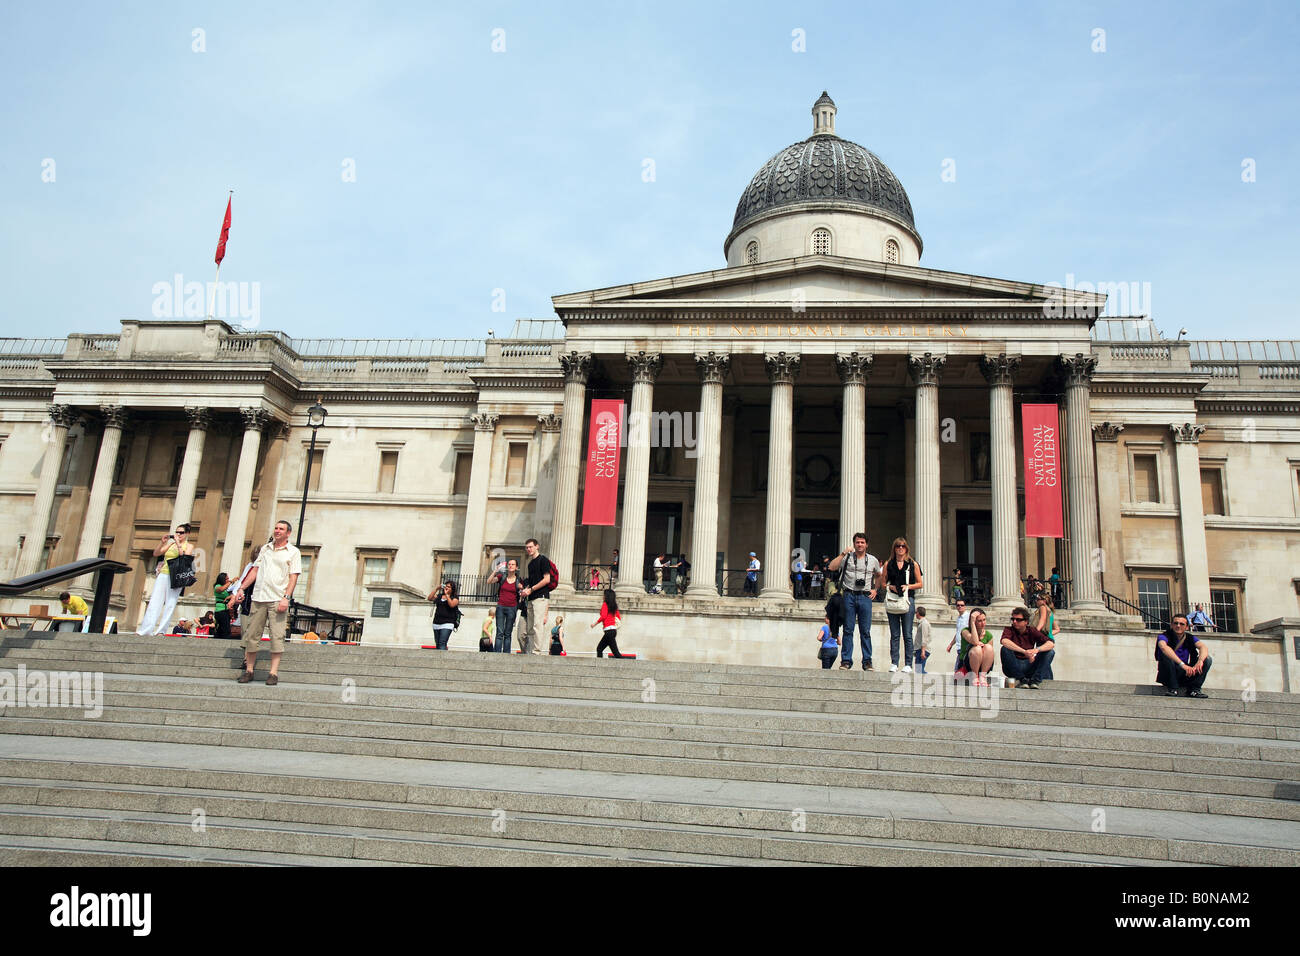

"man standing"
[1189, 603, 1215, 632]
[676, 554, 691, 595]
[520, 538, 553, 655]
[231, 519, 301, 686]
[827, 533, 881, 671]
[745, 552, 760, 597]
[999, 606, 1055, 689]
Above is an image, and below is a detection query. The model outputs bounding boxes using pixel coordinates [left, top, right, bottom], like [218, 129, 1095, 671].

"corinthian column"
[1092, 422, 1126, 597]
[687, 351, 729, 598]
[532, 413, 564, 556]
[1060, 353, 1104, 610]
[616, 351, 661, 596]
[908, 353, 945, 600]
[548, 352, 591, 597]
[76, 405, 129, 564]
[761, 352, 800, 602]
[171, 406, 212, 528]
[17, 404, 78, 577]
[980, 353, 1021, 608]
[221, 407, 272, 574]
[836, 352, 873, 543]
[1171, 423, 1210, 607]
[459, 412, 499, 578]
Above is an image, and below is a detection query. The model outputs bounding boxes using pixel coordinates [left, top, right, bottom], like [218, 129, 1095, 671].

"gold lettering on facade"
[942, 326, 953, 336]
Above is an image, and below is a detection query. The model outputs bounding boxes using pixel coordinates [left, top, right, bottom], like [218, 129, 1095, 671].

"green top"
[214, 584, 232, 612]
[960, 625, 992, 659]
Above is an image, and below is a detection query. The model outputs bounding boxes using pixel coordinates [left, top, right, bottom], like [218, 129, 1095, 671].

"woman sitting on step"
[959, 608, 996, 687]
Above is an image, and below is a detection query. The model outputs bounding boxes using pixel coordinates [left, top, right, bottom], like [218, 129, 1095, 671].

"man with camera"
[827, 533, 881, 670]
[519, 538, 554, 655]
[231, 519, 301, 685]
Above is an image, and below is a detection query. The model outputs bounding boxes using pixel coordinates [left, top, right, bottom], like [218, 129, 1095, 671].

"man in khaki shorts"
[231, 519, 301, 686]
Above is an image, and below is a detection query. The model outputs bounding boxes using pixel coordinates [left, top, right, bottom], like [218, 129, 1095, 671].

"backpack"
[546, 558, 560, 593]
[453, 605, 464, 630]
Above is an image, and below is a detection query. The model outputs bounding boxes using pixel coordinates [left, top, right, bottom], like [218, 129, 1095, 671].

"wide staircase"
[1, 630, 1297, 866]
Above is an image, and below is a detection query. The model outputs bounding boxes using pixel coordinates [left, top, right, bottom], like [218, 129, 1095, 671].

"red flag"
[581, 400, 623, 526]
[214, 196, 232, 266]
[1021, 404, 1064, 538]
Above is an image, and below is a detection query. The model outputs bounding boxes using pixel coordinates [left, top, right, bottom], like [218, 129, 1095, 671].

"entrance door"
[955, 509, 993, 605]
[645, 503, 683, 591]
[795, 519, 838, 598]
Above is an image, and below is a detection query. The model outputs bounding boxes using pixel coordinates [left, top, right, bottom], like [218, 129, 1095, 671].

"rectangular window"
[302, 448, 323, 492]
[378, 451, 398, 493]
[439, 559, 461, 587]
[1133, 455, 1160, 503]
[1137, 577, 1171, 631]
[1200, 469, 1225, 515]
[1209, 587, 1240, 634]
[506, 443, 528, 486]
[453, 452, 473, 495]
[296, 553, 313, 602]
[363, 557, 389, 585]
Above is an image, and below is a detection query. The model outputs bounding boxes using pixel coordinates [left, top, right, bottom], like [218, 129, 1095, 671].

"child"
[816, 616, 840, 669]
[479, 609, 495, 652]
[913, 605, 931, 673]
[550, 615, 565, 655]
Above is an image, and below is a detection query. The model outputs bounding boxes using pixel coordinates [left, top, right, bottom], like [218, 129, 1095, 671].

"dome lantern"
[812, 91, 836, 136]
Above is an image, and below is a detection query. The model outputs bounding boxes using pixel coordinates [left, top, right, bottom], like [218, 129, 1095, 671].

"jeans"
[914, 648, 928, 673]
[494, 605, 518, 653]
[432, 623, 453, 650]
[887, 596, 915, 667]
[1000, 647, 1055, 683]
[818, 647, 838, 669]
[840, 590, 873, 666]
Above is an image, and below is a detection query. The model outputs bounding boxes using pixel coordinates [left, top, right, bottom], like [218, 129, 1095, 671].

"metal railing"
[288, 600, 363, 643]
[574, 564, 615, 593]
[0, 558, 132, 634]
[720, 569, 763, 598]
[1103, 590, 1143, 617]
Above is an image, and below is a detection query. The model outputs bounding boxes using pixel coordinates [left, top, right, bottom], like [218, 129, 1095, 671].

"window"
[438, 559, 461, 587]
[378, 451, 398, 493]
[40, 537, 58, 570]
[453, 452, 473, 495]
[301, 447, 323, 491]
[1137, 577, 1171, 631]
[363, 557, 389, 585]
[745, 241, 759, 264]
[296, 553, 314, 602]
[170, 445, 186, 486]
[811, 228, 831, 255]
[1209, 586, 1240, 633]
[884, 238, 900, 263]
[1200, 468, 1224, 515]
[506, 443, 528, 486]
[1133, 455, 1160, 503]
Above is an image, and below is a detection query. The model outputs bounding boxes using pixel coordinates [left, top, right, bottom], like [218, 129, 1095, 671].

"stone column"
[221, 407, 272, 574]
[76, 405, 129, 562]
[1060, 353, 1104, 610]
[836, 352, 872, 543]
[1171, 423, 1211, 606]
[532, 413, 564, 556]
[908, 353, 945, 599]
[687, 352, 729, 598]
[761, 352, 800, 602]
[716, 397, 741, 586]
[17, 404, 79, 577]
[1092, 422, 1125, 597]
[459, 412, 499, 579]
[616, 351, 661, 596]
[898, 400, 915, 543]
[548, 352, 591, 597]
[981, 354, 1021, 608]
[171, 406, 212, 528]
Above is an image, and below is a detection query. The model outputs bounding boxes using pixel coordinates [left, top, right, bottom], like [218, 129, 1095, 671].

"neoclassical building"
[2, 94, 1297, 689]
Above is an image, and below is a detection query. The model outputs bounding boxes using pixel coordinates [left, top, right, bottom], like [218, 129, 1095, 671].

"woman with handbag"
[138, 523, 196, 635]
[883, 536, 923, 673]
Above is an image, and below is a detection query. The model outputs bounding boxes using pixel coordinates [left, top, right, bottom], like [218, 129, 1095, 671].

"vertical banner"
[1022, 403, 1064, 538]
[581, 399, 623, 526]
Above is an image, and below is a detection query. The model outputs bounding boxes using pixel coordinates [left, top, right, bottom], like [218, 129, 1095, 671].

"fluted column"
[1060, 353, 1104, 610]
[17, 404, 78, 576]
[76, 405, 129, 564]
[687, 352, 729, 598]
[1171, 423, 1210, 606]
[909, 353, 945, 599]
[836, 352, 872, 542]
[171, 406, 212, 528]
[532, 413, 564, 557]
[981, 354, 1021, 607]
[1092, 422, 1126, 597]
[221, 407, 272, 574]
[716, 397, 741, 588]
[459, 412, 499, 578]
[761, 352, 800, 602]
[548, 352, 591, 597]
[616, 351, 661, 595]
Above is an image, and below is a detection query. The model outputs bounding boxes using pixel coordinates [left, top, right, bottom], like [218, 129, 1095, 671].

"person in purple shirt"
[1155, 613, 1211, 698]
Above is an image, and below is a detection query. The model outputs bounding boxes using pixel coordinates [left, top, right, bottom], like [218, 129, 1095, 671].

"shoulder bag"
[885, 563, 911, 615]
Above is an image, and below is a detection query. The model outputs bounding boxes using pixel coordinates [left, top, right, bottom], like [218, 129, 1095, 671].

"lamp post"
[296, 397, 328, 550]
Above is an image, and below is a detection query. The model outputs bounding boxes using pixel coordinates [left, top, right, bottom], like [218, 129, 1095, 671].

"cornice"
[1091, 382, 1203, 397]
[1196, 399, 1300, 415]
[557, 305, 1089, 324]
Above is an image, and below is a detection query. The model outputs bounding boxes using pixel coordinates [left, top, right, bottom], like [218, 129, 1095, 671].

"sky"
[1, 0, 1297, 343]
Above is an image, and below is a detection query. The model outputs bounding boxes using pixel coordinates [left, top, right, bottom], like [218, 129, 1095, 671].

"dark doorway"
[954, 509, 993, 604]
[795, 518, 838, 598]
[644, 503, 683, 591]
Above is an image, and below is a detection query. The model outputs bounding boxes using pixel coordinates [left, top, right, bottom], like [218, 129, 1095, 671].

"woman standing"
[960, 608, 996, 686]
[883, 536, 923, 673]
[138, 524, 195, 635]
[591, 589, 623, 658]
[493, 559, 522, 653]
[212, 572, 234, 640]
[427, 579, 460, 650]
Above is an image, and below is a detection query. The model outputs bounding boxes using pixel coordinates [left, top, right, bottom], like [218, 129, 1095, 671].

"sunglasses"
[1011, 617, 1026, 622]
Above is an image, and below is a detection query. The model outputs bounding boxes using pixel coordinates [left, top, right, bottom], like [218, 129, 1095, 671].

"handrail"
[1, 558, 132, 634]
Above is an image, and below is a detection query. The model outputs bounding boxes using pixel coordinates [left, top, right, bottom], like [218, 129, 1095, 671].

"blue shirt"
[747, 559, 759, 581]
[819, 624, 837, 650]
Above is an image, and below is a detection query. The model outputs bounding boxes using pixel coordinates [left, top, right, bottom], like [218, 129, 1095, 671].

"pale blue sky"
[2, 1, 1296, 342]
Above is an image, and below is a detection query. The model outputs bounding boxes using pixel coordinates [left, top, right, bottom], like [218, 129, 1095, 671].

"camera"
[855, 577, 866, 589]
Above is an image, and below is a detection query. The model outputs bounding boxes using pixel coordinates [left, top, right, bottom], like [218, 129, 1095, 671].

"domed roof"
[732, 94, 916, 236]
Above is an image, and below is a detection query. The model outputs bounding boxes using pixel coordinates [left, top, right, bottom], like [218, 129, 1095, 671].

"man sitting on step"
[1155, 614, 1212, 698]
[998, 607, 1054, 689]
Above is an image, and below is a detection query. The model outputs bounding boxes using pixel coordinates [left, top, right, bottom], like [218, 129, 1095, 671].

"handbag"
[167, 553, 197, 589]
[885, 563, 911, 615]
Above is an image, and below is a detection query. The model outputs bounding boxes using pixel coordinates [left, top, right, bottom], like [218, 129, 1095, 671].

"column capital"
[559, 351, 593, 385]
[184, 406, 214, 431]
[907, 352, 946, 386]
[764, 351, 801, 384]
[1171, 422, 1206, 444]
[1093, 421, 1125, 441]
[239, 406, 274, 431]
[1058, 352, 1098, 387]
[264, 419, 291, 441]
[979, 352, 1021, 385]
[835, 351, 874, 385]
[626, 351, 663, 384]
[537, 413, 563, 433]
[47, 404, 79, 429]
[471, 412, 500, 433]
[99, 404, 129, 429]
[694, 351, 731, 385]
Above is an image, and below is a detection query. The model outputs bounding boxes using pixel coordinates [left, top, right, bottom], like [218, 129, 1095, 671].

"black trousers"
[1158, 654, 1211, 691]
[214, 609, 233, 640]
[596, 629, 623, 658]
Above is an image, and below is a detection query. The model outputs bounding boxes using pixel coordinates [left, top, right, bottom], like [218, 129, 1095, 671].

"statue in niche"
[971, 432, 990, 482]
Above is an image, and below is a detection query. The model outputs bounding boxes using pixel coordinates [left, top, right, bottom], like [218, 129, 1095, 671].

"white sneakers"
[902, 665, 913, 674]
[889, 664, 899, 673]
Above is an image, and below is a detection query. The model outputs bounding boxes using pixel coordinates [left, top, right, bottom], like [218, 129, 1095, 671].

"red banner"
[581, 399, 623, 526]
[1022, 404, 1063, 538]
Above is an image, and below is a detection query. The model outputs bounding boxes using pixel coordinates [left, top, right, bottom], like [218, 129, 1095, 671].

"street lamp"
[296, 397, 327, 549]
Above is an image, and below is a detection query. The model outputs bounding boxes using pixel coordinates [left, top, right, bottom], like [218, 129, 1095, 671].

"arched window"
[745, 240, 759, 264]
[811, 228, 831, 256]
[885, 238, 900, 263]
